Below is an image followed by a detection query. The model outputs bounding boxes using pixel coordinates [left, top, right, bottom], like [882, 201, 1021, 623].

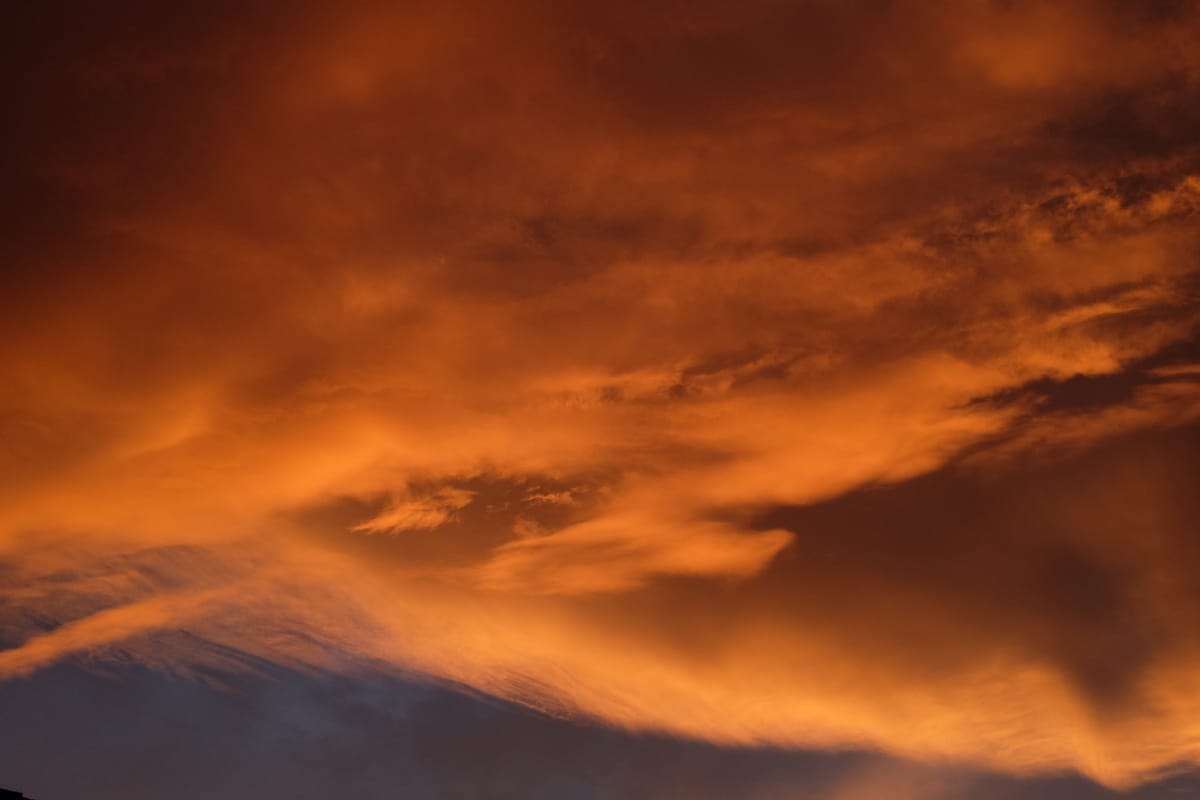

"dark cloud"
[2, 0, 1200, 793]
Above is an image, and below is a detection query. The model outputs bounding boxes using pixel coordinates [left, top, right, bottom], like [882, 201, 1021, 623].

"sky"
[1, 1, 1200, 798]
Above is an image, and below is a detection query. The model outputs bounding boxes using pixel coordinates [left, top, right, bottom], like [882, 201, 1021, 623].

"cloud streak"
[2, 0, 1200, 790]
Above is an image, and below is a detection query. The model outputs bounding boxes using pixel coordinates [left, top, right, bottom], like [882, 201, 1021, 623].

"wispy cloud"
[2, 0, 1200, 789]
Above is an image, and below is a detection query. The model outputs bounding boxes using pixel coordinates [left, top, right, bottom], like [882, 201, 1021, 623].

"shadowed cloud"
[3, 0, 1200, 793]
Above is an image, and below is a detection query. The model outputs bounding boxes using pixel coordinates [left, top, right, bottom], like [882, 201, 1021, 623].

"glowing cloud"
[2, 0, 1200, 790]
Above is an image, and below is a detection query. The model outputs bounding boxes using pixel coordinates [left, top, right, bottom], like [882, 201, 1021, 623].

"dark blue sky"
[4, 663, 1200, 800]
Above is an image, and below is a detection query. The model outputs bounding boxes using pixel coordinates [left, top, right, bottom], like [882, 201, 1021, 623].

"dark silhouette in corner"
[1, 788, 36, 799]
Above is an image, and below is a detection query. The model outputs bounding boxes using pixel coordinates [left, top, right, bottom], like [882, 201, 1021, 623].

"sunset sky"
[2, 2, 1200, 798]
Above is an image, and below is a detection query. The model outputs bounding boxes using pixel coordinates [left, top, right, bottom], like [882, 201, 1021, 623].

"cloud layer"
[2, 0, 1200, 788]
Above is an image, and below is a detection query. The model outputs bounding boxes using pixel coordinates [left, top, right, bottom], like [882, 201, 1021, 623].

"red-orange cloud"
[2, 0, 1200, 789]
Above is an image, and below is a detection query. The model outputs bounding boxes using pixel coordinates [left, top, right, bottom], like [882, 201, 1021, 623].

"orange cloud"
[2, 0, 1200, 790]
